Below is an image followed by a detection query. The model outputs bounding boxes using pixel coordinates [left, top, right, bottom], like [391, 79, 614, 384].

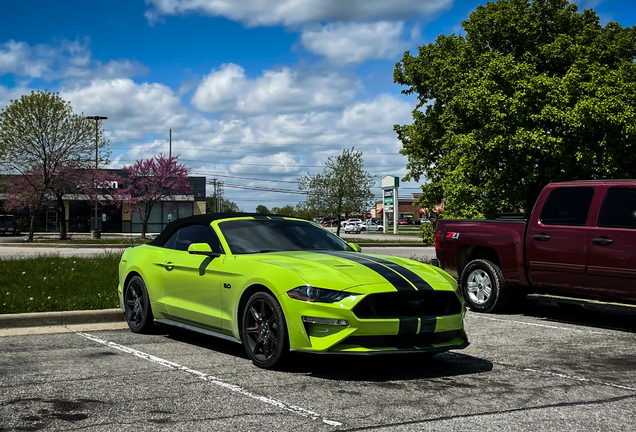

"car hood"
[245, 250, 456, 293]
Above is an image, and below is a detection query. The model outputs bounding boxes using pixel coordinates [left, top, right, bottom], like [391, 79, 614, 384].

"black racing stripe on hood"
[317, 251, 416, 291]
[328, 251, 433, 291]
[351, 254, 434, 291]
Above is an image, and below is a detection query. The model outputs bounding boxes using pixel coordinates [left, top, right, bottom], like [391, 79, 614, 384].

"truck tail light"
[434, 232, 440, 253]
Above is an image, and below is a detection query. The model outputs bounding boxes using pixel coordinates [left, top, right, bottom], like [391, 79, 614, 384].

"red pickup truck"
[435, 180, 636, 312]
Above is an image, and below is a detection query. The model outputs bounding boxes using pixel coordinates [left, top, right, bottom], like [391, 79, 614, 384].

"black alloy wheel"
[124, 275, 154, 333]
[242, 292, 289, 369]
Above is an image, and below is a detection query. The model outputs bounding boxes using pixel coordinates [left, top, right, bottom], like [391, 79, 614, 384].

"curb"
[0, 308, 125, 328]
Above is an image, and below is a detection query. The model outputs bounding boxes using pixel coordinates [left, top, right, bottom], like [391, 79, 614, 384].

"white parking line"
[466, 314, 614, 335]
[77, 332, 342, 427]
[490, 360, 636, 392]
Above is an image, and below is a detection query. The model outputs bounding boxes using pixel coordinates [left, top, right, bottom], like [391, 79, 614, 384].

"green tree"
[255, 204, 270, 214]
[298, 148, 375, 236]
[206, 196, 240, 213]
[394, 0, 636, 218]
[0, 90, 108, 240]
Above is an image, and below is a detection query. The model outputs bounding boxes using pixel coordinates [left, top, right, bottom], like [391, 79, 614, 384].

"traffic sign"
[365, 212, 372, 219]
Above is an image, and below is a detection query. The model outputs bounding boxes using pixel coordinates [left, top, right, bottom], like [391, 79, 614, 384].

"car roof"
[149, 212, 295, 247]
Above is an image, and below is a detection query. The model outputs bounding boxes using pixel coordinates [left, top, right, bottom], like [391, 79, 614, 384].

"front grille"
[353, 291, 462, 319]
[344, 331, 459, 349]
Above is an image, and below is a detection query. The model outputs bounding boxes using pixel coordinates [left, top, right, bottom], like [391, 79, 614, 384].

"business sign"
[383, 189, 393, 205]
[384, 205, 394, 213]
[381, 175, 399, 189]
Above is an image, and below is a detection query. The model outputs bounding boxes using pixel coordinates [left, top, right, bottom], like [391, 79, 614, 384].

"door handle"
[163, 261, 174, 271]
[592, 237, 613, 246]
[533, 233, 551, 241]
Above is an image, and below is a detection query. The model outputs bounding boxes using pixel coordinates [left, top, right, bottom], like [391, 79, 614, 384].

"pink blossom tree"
[3, 169, 46, 241]
[122, 155, 192, 239]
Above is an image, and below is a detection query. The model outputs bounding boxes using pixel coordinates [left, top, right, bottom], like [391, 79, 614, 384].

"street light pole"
[85, 116, 107, 236]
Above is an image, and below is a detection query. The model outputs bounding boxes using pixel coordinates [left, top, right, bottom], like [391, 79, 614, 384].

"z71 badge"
[446, 232, 460, 239]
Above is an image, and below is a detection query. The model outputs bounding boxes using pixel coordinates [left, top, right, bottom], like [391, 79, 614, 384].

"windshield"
[218, 219, 353, 254]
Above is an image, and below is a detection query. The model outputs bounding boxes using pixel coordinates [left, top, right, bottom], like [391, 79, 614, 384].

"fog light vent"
[301, 316, 348, 326]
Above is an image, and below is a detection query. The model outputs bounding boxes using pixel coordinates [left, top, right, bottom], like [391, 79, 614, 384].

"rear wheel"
[124, 275, 154, 333]
[242, 292, 289, 369]
[460, 259, 510, 313]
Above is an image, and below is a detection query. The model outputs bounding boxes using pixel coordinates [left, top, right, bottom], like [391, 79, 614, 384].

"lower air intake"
[353, 291, 462, 319]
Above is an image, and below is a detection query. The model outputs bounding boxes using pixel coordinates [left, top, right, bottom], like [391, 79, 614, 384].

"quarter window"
[162, 224, 224, 253]
[598, 188, 636, 229]
[540, 187, 595, 226]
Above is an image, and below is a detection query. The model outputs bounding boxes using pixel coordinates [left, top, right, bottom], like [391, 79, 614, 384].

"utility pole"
[212, 178, 217, 212]
[85, 115, 107, 238]
[169, 129, 172, 158]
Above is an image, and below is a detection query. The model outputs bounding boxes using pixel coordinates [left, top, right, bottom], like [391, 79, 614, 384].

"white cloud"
[0, 38, 148, 82]
[145, 0, 453, 27]
[60, 78, 215, 142]
[0, 40, 51, 78]
[301, 22, 406, 64]
[191, 63, 359, 114]
[338, 94, 413, 132]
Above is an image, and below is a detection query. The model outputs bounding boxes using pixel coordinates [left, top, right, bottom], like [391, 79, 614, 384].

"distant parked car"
[398, 219, 409, 226]
[361, 222, 383, 232]
[344, 221, 362, 234]
[341, 218, 363, 228]
[0, 215, 20, 235]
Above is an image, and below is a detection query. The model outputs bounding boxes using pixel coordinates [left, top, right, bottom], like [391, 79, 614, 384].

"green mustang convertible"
[118, 213, 469, 368]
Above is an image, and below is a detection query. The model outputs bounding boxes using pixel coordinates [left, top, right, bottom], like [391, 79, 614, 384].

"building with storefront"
[0, 169, 206, 233]
[371, 193, 445, 221]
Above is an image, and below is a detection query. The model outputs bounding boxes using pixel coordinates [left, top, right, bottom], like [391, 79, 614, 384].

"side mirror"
[188, 243, 221, 258]
[348, 243, 362, 253]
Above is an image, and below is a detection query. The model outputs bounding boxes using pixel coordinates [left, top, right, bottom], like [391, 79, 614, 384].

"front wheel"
[242, 292, 289, 369]
[124, 275, 154, 333]
[460, 259, 510, 313]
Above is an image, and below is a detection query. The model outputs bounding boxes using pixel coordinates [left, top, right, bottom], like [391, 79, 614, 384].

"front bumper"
[279, 285, 468, 354]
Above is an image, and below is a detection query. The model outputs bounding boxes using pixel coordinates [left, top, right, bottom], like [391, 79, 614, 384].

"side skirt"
[154, 318, 242, 344]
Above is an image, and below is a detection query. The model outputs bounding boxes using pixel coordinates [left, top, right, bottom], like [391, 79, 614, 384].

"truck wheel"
[460, 259, 510, 313]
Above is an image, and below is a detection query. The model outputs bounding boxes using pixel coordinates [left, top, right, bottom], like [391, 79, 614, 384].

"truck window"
[540, 187, 594, 226]
[598, 188, 636, 229]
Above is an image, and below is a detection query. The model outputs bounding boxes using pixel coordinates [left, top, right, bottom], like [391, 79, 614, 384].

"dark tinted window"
[219, 219, 352, 254]
[598, 188, 636, 229]
[0, 216, 15, 222]
[540, 187, 594, 226]
[162, 224, 224, 253]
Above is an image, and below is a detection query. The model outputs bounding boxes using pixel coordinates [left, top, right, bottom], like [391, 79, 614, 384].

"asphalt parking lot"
[2, 300, 635, 431]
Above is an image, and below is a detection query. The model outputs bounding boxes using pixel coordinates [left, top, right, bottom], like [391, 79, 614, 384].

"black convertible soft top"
[149, 213, 287, 247]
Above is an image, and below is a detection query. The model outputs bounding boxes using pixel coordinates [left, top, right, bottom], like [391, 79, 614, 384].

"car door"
[160, 223, 226, 332]
[526, 186, 596, 292]
[587, 187, 636, 299]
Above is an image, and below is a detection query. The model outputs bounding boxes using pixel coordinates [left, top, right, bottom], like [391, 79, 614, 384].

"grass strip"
[0, 252, 122, 314]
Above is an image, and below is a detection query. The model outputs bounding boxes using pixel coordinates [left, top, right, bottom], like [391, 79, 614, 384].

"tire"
[378, 227, 383, 232]
[124, 275, 154, 333]
[460, 259, 510, 313]
[241, 291, 289, 369]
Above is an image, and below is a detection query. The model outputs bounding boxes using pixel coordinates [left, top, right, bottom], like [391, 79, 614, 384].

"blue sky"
[1, 0, 634, 211]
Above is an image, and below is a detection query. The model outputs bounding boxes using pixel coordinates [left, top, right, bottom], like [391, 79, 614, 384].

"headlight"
[287, 286, 349, 303]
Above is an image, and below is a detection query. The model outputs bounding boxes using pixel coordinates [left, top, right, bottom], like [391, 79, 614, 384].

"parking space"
[1, 300, 634, 431]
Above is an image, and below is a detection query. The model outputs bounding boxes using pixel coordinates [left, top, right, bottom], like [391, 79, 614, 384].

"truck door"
[526, 186, 596, 292]
[587, 187, 636, 298]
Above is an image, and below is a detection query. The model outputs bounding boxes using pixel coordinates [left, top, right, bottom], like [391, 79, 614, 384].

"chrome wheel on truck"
[460, 259, 510, 313]
[466, 269, 492, 305]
